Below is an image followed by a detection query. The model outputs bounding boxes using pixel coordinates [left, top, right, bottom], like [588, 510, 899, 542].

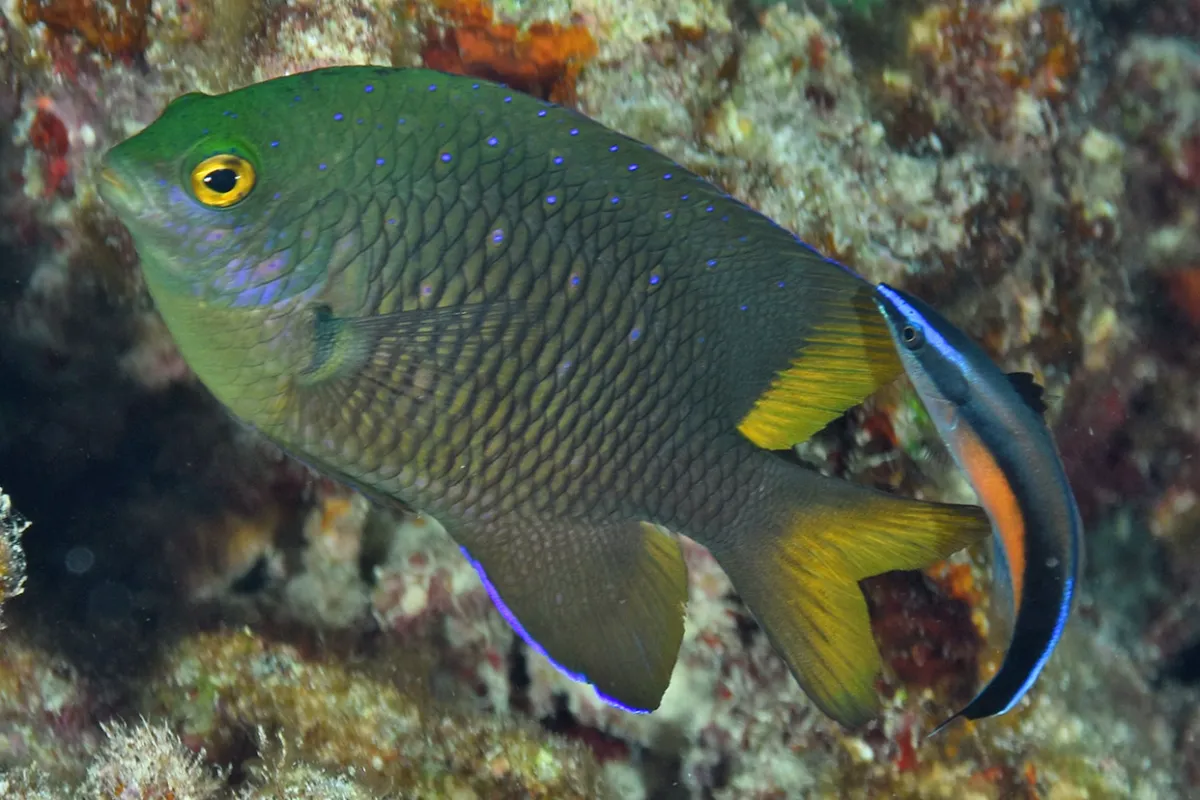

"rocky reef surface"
[0, 0, 1198, 796]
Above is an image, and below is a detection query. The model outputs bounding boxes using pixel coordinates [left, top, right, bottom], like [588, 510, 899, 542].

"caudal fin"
[708, 460, 989, 727]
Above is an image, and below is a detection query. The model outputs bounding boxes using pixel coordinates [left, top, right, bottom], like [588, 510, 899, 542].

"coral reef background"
[0, 0, 1198, 796]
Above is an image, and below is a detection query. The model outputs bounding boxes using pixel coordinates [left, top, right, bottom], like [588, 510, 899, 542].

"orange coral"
[20, 0, 152, 57]
[417, 0, 597, 104]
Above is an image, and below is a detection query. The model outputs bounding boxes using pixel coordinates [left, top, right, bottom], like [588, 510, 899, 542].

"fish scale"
[101, 66, 991, 726]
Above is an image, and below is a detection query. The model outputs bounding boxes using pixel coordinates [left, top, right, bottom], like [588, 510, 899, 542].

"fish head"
[99, 81, 339, 312]
[873, 283, 971, 411]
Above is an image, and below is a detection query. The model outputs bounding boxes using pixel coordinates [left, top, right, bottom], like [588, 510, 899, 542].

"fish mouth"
[97, 165, 145, 216]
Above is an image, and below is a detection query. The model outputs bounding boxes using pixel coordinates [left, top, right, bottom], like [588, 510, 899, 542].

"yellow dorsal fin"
[737, 286, 901, 449]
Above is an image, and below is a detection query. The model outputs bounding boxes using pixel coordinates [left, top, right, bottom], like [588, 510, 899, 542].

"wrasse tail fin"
[457, 517, 689, 713]
[736, 284, 901, 450]
[707, 462, 990, 728]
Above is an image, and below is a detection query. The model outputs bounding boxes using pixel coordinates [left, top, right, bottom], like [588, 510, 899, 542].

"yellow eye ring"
[190, 154, 255, 208]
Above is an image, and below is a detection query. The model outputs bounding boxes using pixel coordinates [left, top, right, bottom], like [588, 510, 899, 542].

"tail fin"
[708, 460, 989, 727]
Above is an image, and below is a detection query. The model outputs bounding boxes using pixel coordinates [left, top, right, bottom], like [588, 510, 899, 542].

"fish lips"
[97, 161, 148, 217]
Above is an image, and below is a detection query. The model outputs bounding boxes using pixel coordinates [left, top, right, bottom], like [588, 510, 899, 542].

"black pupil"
[204, 168, 238, 193]
[902, 326, 916, 342]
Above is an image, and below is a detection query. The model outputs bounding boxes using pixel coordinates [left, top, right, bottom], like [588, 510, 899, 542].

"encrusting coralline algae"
[0, 0, 1199, 796]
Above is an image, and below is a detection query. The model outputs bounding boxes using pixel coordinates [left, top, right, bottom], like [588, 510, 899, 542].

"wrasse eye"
[900, 324, 925, 349]
[191, 154, 255, 208]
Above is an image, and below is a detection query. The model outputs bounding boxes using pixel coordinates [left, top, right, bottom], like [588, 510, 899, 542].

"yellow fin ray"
[737, 288, 901, 449]
[709, 464, 989, 727]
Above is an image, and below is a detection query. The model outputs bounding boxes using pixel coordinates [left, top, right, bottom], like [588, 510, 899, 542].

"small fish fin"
[296, 301, 530, 424]
[707, 460, 989, 727]
[737, 285, 901, 450]
[457, 516, 689, 712]
[1005, 372, 1048, 416]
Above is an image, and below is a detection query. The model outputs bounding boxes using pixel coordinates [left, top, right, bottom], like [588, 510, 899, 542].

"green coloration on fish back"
[100, 67, 989, 727]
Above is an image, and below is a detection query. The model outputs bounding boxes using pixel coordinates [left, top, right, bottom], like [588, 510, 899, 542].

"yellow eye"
[190, 154, 255, 208]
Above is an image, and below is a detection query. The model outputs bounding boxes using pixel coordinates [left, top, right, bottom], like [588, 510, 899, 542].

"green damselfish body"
[99, 67, 988, 727]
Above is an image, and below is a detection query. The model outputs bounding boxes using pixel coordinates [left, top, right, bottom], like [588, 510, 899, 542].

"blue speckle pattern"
[546, 195, 558, 205]
[333, 112, 344, 121]
[441, 152, 453, 163]
[364, 84, 374, 93]
[487, 136, 499, 146]
[538, 109, 548, 117]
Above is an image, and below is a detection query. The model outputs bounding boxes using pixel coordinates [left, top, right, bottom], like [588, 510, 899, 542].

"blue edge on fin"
[460, 546, 653, 715]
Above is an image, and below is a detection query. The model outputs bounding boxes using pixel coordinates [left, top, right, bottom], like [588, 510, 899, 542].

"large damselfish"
[98, 66, 989, 727]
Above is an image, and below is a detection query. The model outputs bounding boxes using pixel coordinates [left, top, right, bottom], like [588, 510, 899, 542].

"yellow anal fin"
[737, 287, 901, 450]
[710, 462, 989, 727]
[457, 517, 689, 712]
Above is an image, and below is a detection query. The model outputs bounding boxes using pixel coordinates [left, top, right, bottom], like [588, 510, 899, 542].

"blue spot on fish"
[333, 112, 344, 121]
[365, 84, 374, 93]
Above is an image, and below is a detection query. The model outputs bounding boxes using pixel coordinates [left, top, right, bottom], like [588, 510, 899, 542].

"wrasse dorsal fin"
[1005, 372, 1048, 417]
